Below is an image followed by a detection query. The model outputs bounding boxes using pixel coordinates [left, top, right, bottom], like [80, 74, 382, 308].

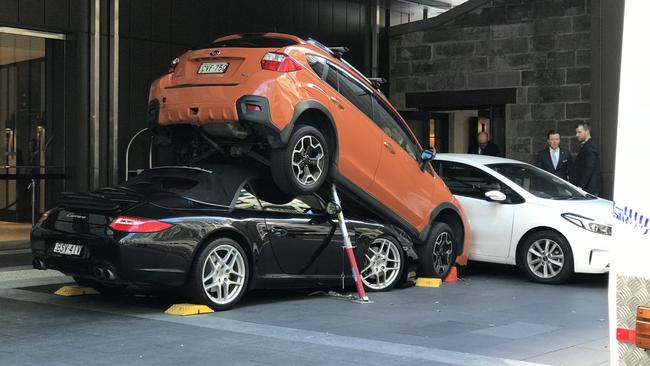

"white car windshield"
[487, 163, 595, 200]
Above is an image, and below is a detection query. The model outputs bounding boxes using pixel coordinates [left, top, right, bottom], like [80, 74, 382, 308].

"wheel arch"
[423, 204, 466, 257]
[189, 227, 255, 281]
[514, 226, 571, 267]
[281, 100, 339, 168]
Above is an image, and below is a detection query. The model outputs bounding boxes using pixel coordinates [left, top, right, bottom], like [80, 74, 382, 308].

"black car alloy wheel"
[361, 236, 404, 291]
[188, 238, 249, 310]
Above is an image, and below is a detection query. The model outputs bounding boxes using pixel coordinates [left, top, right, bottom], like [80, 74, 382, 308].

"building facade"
[388, 0, 623, 198]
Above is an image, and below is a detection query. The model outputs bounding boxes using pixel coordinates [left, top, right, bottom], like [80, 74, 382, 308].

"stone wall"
[390, 0, 591, 163]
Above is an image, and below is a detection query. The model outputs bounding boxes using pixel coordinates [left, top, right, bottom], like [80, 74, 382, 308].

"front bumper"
[567, 229, 611, 274]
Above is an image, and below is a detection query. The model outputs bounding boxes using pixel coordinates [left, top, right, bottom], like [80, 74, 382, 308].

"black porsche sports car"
[31, 165, 417, 310]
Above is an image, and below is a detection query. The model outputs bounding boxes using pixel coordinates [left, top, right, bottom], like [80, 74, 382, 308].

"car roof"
[126, 164, 263, 208]
[435, 153, 530, 166]
[213, 33, 389, 105]
[213, 32, 305, 45]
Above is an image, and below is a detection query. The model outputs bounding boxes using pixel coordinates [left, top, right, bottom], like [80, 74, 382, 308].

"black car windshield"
[487, 163, 595, 200]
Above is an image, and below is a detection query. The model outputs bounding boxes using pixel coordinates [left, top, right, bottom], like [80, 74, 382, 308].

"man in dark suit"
[468, 132, 501, 156]
[572, 122, 601, 195]
[536, 130, 572, 180]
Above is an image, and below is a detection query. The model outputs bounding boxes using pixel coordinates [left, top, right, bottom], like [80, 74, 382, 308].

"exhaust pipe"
[93, 267, 116, 280]
[104, 269, 116, 280]
[33, 259, 46, 270]
[94, 267, 105, 278]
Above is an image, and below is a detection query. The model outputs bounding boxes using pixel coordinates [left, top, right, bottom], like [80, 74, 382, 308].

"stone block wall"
[390, 0, 591, 163]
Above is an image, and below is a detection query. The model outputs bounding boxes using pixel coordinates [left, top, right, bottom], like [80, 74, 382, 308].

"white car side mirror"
[485, 190, 507, 202]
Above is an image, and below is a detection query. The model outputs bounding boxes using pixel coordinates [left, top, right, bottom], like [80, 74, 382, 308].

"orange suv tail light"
[109, 216, 172, 233]
[261, 52, 302, 72]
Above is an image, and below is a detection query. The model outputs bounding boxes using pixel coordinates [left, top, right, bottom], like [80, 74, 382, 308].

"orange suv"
[148, 33, 470, 278]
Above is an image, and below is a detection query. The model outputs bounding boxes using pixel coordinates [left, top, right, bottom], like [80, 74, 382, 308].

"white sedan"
[433, 154, 612, 283]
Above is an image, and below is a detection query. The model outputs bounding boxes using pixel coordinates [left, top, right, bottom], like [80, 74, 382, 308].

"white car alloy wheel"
[520, 230, 574, 284]
[361, 237, 403, 291]
[291, 135, 325, 186]
[526, 238, 565, 280]
[201, 243, 246, 306]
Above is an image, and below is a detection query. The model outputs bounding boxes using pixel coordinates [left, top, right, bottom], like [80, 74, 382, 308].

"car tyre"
[270, 125, 330, 195]
[519, 230, 573, 284]
[418, 222, 456, 279]
[361, 236, 405, 292]
[186, 238, 249, 310]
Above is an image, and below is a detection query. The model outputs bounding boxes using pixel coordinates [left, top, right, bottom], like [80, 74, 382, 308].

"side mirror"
[485, 190, 507, 203]
[421, 149, 435, 162]
[326, 202, 341, 216]
[420, 149, 436, 171]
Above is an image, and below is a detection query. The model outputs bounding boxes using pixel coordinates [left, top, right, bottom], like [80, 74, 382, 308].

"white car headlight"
[561, 213, 612, 236]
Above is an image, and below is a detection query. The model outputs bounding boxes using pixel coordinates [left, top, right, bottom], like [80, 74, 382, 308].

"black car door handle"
[270, 227, 288, 237]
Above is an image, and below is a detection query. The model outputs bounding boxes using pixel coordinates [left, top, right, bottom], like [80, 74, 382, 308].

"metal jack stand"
[330, 184, 370, 303]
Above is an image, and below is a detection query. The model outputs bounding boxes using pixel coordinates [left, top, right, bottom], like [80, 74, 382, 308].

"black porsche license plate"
[53, 242, 83, 256]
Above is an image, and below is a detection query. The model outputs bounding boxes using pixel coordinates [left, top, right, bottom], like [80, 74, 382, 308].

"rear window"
[124, 166, 251, 207]
[127, 176, 198, 194]
[196, 35, 297, 49]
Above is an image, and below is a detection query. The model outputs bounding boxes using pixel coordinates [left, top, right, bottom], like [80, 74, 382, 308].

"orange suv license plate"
[197, 62, 229, 74]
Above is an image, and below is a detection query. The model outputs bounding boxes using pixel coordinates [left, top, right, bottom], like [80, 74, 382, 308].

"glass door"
[399, 110, 449, 153]
[0, 30, 65, 249]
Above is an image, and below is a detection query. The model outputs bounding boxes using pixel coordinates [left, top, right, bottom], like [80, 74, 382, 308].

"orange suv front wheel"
[418, 222, 457, 279]
[270, 125, 330, 195]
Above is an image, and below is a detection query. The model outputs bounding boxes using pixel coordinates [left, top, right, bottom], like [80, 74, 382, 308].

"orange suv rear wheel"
[270, 125, 330, 195]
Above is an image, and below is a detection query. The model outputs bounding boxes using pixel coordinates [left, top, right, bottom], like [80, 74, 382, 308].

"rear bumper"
[148, 72, 300, 131]
[30, 225, 189, 287]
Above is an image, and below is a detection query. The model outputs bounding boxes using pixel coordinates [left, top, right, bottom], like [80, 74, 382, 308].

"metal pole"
[331, 184, 369, 302]
[30, 178, 35, 226]
[109, 0, 120, 185]
[124, 128, 149, 181]
[370, 0, 380, 78]
[90, 0, 100, 189]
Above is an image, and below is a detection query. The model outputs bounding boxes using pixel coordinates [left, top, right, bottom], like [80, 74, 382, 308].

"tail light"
[261, 52, 302, 72]
[168, 57, 180, 73]
[38, 208, 55, 224]
[109, 216, 172, 233]
[245, 103, 262, 111]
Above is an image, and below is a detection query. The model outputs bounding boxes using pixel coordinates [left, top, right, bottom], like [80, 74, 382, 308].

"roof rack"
[367, 77, 387, 88]
[328, 46, 349, 53]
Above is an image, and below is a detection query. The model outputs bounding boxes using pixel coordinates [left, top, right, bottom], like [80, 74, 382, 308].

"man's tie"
[552, 150, 559, 169]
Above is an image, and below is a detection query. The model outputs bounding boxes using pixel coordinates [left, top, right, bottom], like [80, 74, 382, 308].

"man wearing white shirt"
[535, 130, 572, 181]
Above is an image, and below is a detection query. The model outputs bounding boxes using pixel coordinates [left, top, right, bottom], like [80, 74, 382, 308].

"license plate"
[197, 62, 229, 74]
[53, 242, 83, 256]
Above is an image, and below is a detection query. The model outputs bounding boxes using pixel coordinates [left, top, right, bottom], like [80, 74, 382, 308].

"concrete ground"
[0, 247, 610, 366]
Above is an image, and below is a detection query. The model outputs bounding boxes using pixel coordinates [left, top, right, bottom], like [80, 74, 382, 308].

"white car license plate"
[53, 242, 83, 256]
[197, 62, 229, 74]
